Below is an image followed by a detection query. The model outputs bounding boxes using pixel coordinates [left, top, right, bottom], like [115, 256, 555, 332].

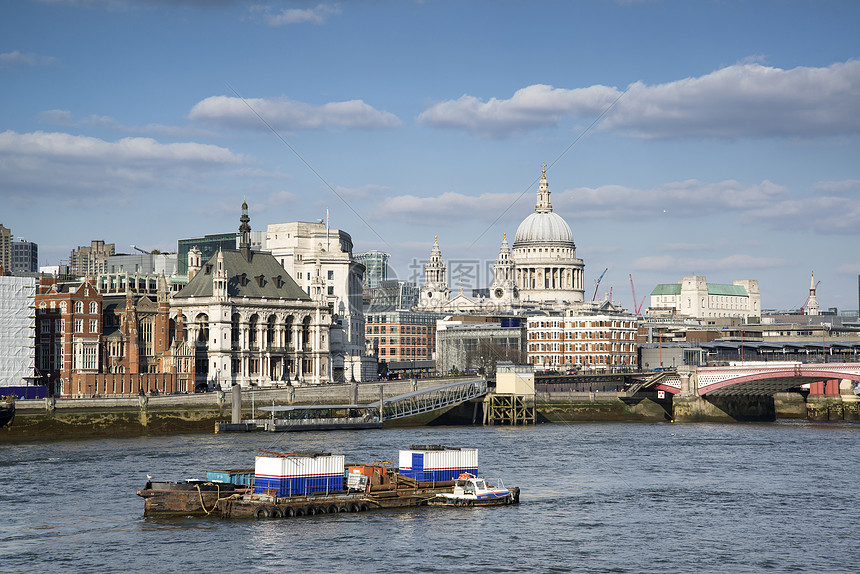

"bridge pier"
[672, 395, 776, 422]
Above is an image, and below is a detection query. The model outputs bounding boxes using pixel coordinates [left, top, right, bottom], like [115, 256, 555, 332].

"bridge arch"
[698, 367, 860, 396]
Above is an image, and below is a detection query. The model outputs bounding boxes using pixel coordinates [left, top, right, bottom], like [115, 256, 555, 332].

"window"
[90, 302, 98, 314]
[89, 319, 98, 333]
[75, 301, 83, 314]
[75, 319, 83, 333]
[60, 301, 67, 313]
[327, 270, 334, 280]
[83, 343, 98, 370]
[327, 286, 334, 295]
[41, 319, 50, 334]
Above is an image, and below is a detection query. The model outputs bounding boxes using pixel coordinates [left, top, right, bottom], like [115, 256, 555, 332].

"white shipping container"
[255, 454, 344, 478]
[399, 448, 478, 478]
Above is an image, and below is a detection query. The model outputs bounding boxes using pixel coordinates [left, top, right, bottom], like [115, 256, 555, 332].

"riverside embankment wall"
[2, 381, 854, 442]
[0, 379, 454, 442]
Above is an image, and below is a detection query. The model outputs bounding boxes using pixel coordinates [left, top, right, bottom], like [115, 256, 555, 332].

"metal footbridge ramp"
[378, 379, 487, 421]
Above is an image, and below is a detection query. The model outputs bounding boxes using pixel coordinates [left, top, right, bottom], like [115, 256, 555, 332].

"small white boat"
[430, 473, 520, 507]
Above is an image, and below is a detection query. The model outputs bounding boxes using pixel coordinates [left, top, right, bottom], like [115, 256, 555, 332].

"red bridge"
[652, 362, 860, 397]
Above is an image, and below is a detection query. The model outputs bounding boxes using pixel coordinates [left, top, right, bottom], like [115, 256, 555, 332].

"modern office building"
[0, 224, 12, 272]
[355, 250, 390, 289]
[69, 240, 116, 278]
[364, 309, 442, 365]
[176, 232, 237, 276]
[11, 238, 38, 273]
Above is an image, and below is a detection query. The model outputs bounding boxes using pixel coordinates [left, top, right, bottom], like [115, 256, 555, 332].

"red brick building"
[35, 276, 194, 396]
[35, 277, 103, 395]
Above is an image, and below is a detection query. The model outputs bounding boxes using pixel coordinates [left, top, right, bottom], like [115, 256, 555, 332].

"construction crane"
[591, 267, 608, 301]
[629, 274, 646, 315]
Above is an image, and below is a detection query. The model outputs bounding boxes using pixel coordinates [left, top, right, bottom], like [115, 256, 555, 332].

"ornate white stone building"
[648, 276, 761, 321]
[172, 203, 332, 388]
[419, 166, 586, 313]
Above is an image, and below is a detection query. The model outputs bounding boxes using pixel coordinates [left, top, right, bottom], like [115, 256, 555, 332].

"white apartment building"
[526, 312, 639, 373]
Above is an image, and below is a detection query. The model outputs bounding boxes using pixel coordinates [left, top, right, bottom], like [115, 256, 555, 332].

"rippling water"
[2, 421, 859, 573]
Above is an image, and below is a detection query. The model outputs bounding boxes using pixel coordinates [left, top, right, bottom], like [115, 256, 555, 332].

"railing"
[379, 379, 487, 421]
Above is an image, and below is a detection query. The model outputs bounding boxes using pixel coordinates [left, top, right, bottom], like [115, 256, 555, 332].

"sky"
[1, 0, 859, 313]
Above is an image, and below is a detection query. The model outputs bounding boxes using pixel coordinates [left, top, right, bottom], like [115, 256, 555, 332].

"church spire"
[239, 200, 251, 261]
[806, 271, 819, 316]
[536, 163, 552, 213]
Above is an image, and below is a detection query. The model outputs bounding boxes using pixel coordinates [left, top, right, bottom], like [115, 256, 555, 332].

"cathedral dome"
[513, 166, 574, 246]
[514, 211, 574, 245]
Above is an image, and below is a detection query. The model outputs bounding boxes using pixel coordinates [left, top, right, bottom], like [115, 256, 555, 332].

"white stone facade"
[265, 220, 371, 381]
[648, 276, 761, 320]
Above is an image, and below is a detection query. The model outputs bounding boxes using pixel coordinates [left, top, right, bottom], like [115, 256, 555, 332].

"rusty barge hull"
[137, 485, 456, 518]
[219, 486, 454, 518]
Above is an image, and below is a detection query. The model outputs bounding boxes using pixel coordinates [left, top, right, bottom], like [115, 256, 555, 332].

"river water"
[2, 421, 858, 573]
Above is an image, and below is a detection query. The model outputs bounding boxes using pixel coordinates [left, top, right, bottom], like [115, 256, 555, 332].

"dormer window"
[256, 275, 265, 287]
[205, 265, 213, 275]
[238, 273, 248, 286]
[274, 275, 283, 288]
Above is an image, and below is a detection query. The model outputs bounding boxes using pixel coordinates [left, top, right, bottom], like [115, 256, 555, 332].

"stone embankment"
[3, 378, 856, 441]
[0, 379, 448, 442]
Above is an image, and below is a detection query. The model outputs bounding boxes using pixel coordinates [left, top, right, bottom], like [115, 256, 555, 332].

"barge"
[137, 445, 520, 518]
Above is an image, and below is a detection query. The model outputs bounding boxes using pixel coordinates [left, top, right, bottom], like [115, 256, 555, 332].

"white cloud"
[555, 179, 789, 219]
[0, 130, 240, 164]
[606, 60, 860, 139]
[418, 84, 617, 138]
[0, 50, 57, 68]
[632, 254, 791, 272]
[264, 3, 341, 26]
[376, 191, 522, 225]
[814, 179, 860, 195]
[742, 196, 860, 233]
[418, 60, 860, 139]
[0, 130, 243, 200]
[39, 109, 219, 138]
[189, 95, 401, 131]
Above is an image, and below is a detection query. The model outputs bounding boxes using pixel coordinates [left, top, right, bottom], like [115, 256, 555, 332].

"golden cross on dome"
[541, 162, 547, 175]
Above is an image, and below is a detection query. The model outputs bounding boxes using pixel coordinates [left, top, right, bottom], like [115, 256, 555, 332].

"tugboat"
[429, 473, 520, 507]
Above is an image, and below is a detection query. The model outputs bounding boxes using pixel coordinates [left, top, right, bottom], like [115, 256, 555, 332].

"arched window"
[231, 313, 241, 344]
[248, 315, 259, 348]
[196, 313, 209, 343]
[90, 302, 98, 314]
[267, 315, 276, 349]
[75, 301, 83, 314]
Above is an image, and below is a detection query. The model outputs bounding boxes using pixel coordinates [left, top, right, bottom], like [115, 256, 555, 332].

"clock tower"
[418, 236, 450, 310]
[489, 233, 517, 309]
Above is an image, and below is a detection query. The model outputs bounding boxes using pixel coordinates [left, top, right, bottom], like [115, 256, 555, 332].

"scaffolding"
[0, 277, 36, 388]
[484, 393, 536, 425]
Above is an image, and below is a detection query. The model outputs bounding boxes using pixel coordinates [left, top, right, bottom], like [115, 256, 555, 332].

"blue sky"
[1, 0, 858, 312]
